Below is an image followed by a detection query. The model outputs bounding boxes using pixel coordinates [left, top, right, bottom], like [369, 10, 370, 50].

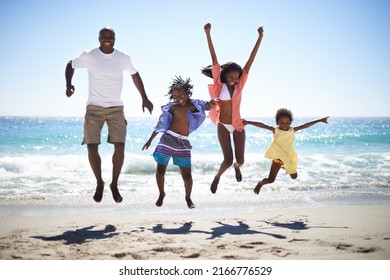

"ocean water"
[0, 116, 389, 216]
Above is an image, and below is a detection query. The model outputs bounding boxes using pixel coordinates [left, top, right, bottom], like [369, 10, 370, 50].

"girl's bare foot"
[254, 181, 264, 194]
[93, 182, 104, 202]
[110, 183, 123, 203]
[155, 193, 166, 207]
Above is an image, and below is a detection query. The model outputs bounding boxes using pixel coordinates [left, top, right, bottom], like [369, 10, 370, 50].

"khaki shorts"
[82, 105, 127, 145]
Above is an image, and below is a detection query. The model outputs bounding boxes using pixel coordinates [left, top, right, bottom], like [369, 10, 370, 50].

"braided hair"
[167, 76, 194, 101]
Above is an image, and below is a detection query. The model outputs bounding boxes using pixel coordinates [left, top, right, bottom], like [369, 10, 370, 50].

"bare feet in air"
[254, 181, 264, 194]
[210, 176, 220, 194]
[93, 181, 104, 202]
[110, 183, 123, 203]
[155, 193, 166, 207]
[234, 163, 242, 182]
[186, 197, 195, 209]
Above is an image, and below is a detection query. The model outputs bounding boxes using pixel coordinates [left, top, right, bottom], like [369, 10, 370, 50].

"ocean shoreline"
[1, 116, 389, 261]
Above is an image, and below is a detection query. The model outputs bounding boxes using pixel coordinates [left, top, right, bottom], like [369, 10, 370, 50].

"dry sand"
[1, 204, 389, 260]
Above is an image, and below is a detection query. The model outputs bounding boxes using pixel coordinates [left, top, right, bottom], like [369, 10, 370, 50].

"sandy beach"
[0, 204, 389, 260]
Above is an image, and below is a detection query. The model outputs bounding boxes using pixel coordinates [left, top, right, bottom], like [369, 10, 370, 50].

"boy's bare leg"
[254, 161, 281, 194]
[180, 167, 195, 209]
[110, 143, 124, 203]
[156, 193, 166, 207]
[186, 197, 195, 209]
[155, 164, 167, 207]
[88, 144, 105, 202]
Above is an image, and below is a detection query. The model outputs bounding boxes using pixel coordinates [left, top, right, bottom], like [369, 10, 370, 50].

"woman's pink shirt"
[207, 63, 248, 132]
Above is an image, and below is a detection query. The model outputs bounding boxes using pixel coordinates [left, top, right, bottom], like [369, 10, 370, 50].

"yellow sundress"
[264, 127, 298, 174]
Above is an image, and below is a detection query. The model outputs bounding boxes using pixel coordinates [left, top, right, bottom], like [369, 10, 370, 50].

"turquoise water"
[1, 116, 389, 155]
[0, 116, 389, 214]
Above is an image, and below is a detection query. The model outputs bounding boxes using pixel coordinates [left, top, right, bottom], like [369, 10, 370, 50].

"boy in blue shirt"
[142, 76, 217, 208]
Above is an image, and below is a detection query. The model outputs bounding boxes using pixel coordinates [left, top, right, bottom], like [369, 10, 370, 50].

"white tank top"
[72, 48, 138, 108]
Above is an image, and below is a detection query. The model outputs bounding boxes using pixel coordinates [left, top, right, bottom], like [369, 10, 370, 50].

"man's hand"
[66, 85, 75, 97]
[142, 99, 153, 114]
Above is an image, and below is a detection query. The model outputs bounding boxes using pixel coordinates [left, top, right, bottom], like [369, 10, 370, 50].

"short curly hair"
[275, 108, 293, 124]
[167, 76, 194, 101]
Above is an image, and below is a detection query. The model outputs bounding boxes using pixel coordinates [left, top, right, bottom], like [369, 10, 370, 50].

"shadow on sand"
[151, 221, 286, 240]
[262, 221, 348, 230]
[31, 224, 118, 245]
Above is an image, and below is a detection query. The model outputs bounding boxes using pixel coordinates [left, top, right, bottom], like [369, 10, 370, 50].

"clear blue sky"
[1, 0, 389, 118]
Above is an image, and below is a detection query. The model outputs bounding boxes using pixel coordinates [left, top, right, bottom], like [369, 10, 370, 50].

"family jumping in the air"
[65, 23, 329, 209]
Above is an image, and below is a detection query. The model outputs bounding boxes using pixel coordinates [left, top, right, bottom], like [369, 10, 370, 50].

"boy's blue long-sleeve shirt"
[154, 99, 208, 134]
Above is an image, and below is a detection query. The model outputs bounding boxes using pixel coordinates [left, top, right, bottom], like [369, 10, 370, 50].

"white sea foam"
[1, 152, 389, 211]
[1, 117, 389, 215]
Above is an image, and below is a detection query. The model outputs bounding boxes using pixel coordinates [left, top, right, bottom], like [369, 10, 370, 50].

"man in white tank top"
[65, 27, 153, 204]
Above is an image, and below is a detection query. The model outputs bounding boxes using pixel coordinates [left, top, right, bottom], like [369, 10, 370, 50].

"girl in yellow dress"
[243, 109, 329, 194]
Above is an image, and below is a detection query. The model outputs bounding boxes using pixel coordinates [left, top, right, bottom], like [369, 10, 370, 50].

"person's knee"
[113, 142, 125, 152]
[223, 157, 234, 167]
[87, 144, 99, 155]
[87, 144, 99, 151]
[236, 158, 244, 166]
[267, 177, 276, 184]
[156, 165, 166, 177]
[182, 174, 193, 182]
[180, 169, 193, 182]
[155, 171, 165, 178]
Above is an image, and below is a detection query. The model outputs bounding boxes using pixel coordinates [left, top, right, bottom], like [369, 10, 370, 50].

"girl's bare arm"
[294, 117, 329, 132]
[243, 119, 274, 132]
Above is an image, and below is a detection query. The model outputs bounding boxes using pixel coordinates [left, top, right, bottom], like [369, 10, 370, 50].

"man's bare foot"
[155, 193, 165, 207]
[210, 176, 220, 194]
[234, 163, 242, 182]
[110, 183, 123, 203]
[93, 181, 104, 202]
[254, 181, 264, 194]
[186, 197, 195, 209]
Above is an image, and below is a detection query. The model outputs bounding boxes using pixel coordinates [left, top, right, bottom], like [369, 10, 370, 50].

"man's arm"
[131, 72, 153, 114]
[65, 60, 75, 97]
